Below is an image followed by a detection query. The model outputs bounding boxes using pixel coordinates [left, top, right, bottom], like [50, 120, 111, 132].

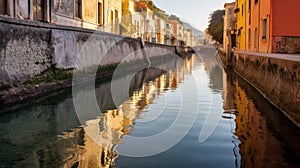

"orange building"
[169, 20, 179, 45]
[235, 0, 300, 53]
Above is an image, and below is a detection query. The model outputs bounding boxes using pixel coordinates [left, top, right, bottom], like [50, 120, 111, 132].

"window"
[110, 10, 113, 25]
[262, 19, 267, 39]
[248, 0, 252, 25]
[254, 27, 258, 49]
[98, 3, 103, 25]
[255, 0, 258, 4]
[249, 13, 251, 25]
[242, 4, 244, 16]
[248, 28, 251, 46]
[102, 0, 105, 25]
[249, 0, 251, 10]
[33, 0, 45, 21]
[0, 0, 7, 15]
[248, 0, 251, 25]
[75, 0, 82, 19]
[115, 10, 118, 22]
[136, 21, 140, 34]
[115, 10, 119, 33]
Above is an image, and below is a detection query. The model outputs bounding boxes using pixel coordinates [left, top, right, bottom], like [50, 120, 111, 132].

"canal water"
[0, 50, 299, 168]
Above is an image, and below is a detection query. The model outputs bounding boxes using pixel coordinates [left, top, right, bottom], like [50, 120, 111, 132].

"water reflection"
[223, 70, 300, 167]
[0, 51, 299, 167]
[0, 54, 194, 167]
[73, 55, 194, 167]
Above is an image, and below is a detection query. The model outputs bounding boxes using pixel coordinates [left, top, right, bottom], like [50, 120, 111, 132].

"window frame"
[262, 18, 267, 40]
[0, 0, 8, 15]
[74, 0, 82, 19]
[98, 2, 103, 25]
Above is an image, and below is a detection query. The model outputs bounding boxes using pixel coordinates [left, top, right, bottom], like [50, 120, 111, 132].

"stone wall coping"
[234, 50, 300, 62]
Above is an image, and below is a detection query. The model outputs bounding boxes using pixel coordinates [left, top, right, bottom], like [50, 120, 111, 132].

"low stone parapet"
[220, 50, 300, 126]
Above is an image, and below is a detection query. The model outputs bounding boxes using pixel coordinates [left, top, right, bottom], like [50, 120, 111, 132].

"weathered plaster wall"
[51, 29, 144, 70]
[144, 42, 177, 59]
[0, 18, 52, 87]
[220, 50, 300, 125]
[83, 0, 98, 24]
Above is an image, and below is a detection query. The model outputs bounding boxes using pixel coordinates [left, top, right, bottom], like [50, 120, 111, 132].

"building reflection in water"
[223, 69, 300, 167]
[1, 51, 299, 167]
[198, 47, 299, 167]
[61, 51, 299, 168]
[56, 55, 195, 168]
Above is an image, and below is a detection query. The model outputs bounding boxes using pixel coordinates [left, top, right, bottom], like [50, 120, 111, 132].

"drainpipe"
[266, 0, 272, 53]
[49, 0, 51, 22]
[267, 13, 272, 53]
[244, 0, 246, 51]
[258, 0, 260, 52]
[13, 0, 16, 17]
[106, 0, 109, 32]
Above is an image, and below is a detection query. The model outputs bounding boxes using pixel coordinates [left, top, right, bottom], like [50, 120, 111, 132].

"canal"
[0, 50, 299, 167]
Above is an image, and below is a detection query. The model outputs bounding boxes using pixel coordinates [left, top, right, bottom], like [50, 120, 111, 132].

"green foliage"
[207, 9, 225, 44]
[169, 15, 183, 24]
[154, 10, 168, 20]
[146, 1, 169, 20]
[96, 64, 118, 74]
[23, 64, 119, 85]
[24, 69, 73, 85]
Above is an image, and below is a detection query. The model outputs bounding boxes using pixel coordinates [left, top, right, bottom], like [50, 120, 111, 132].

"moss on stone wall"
[24, 68, 73, 85]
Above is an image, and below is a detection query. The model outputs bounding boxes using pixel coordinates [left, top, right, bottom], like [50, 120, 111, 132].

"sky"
[151, 0, 234, 31]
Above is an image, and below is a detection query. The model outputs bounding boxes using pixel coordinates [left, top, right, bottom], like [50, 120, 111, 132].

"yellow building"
[185, 29, 193, 46]
[121, 0, 140, 37]
[235, 0, 247, 50]
[81, 0, 104, 30]
[107, 0, 122, 34]
[54, 0, 121, 33]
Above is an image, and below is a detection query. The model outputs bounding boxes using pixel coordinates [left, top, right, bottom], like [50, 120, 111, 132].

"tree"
[146, 1, 168, 20]
[169, 15, 183, 24]
[207, 9, 225, 44]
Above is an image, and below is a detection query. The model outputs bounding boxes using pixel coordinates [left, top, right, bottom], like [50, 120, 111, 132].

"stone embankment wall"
[220, 49, 300, 126]
[272, 36, 300, 54]
[0, 17, 53, 87]
[0, 16, 186, 87]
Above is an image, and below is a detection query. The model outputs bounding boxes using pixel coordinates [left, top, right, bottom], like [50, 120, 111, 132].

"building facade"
[0, 0, 51, 22]
[169, 20, 178, 45]
[233, 0, 300, 53]
[155, 15, 166, 44]
[121, 0, 137, 37]
[235, 0, 246, 50]
[105, 0, 122, 34]
[223, 2, 236, 53]
[185, 29, 193, 47]
[164, 21, 174, 45]
[177, 23, 184, 46]
[0, 0, 199, 46]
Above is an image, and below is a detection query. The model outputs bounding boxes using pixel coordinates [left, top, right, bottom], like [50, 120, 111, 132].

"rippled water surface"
[0, 51, 299, 168]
